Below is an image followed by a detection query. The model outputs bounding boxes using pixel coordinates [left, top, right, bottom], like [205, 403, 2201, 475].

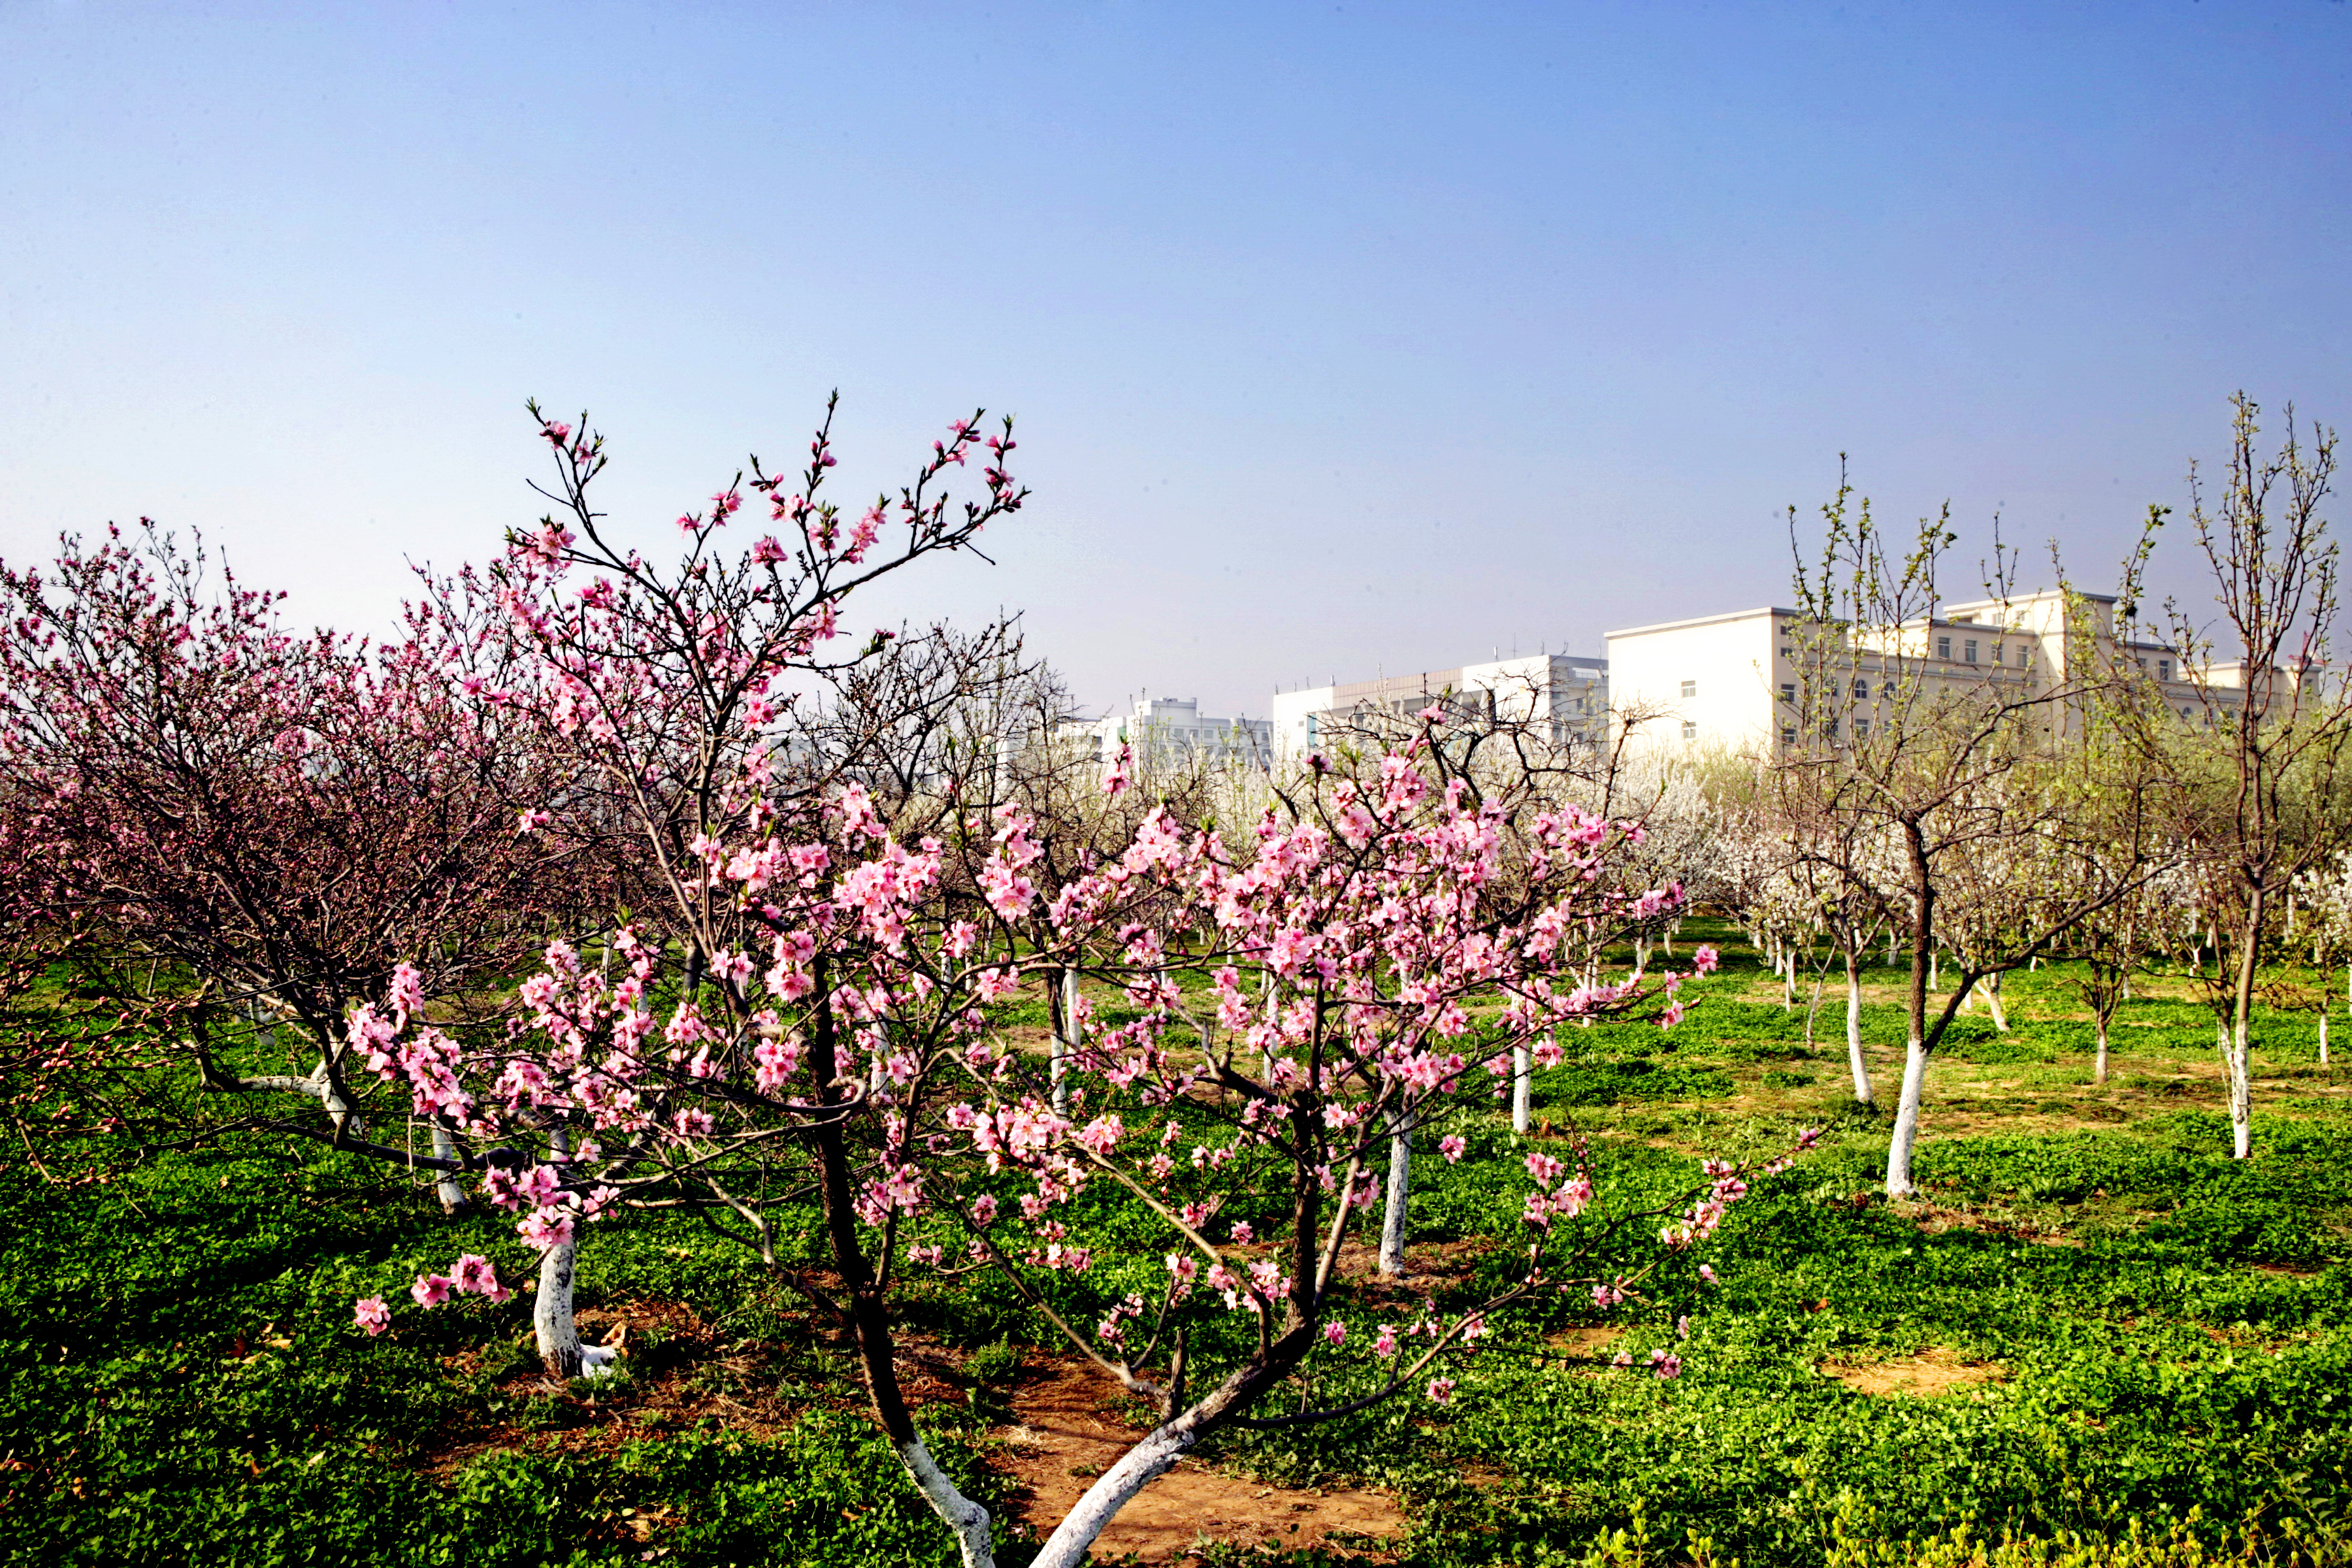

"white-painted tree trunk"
[2094, 1020, 2110, 1086]
[533, 1127, 615, 1380]
[1983, 972, 2010, 1033]
[1845, 955, 1873, 1105]
[534, 1237, 586, 1377]
[1511, 1039, 1533, 1135]
[1053, 966, 1074, 1117]
[898, 1435, 996, 1568]
[2323, 1010, 2332, 1069]
[429, 1124, 468, 1213]
[1379, 1112, 1411, 1277]
[1030, 1418, 1196, 1568]
[315, 1057, 363, 1142]
[2227, 1017, 2253, 1160]
[1884, 1036, 1929, 1198]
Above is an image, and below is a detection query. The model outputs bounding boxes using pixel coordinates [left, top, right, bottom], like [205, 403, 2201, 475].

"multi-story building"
[1271, 652, 1609, 760]
[1604, 589, 2246, 754]
[1070, 695, 1273, 770]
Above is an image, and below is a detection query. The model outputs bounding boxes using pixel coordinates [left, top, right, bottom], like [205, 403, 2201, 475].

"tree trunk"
[1845, 952, 1873, 1105]
[1053, 966, 1075, 1117]
[1030, 1418, 1195, 1568]
[1887, 824, 1935, 1199]
[1983, 971, 2010, 1033]
[2227, 1016, 2253, 1159]
[2229, 892, 2261, 1160]
[534, 1237, 599, 1378]
[809, 979, 997, 1566]
[2323, 1009, 2332, 1070]
[1511, 1039, 1532, 1135]
[1378, 1112, 1411, 1277]
[1886, 1035, 1930, 1198]
[900, 1437, 996, 1568]
[429, 1124, 468, 1214]
[2094, 1017, 2109, 1086]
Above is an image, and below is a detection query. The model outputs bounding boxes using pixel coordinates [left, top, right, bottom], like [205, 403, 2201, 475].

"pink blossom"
[1426, 1377, 1456, 1403]
[353, 1295, 390, 1335]
[1324, 1320, 1347, 1348]
[1692, 944, 1720, 975]
[1438, 1134, 1467, 1164]
[1373, 1324, 1398, 1358]
[1229, 1221, 1254, 1243]
[1698, 1263, 1719, 1284]
[518, 1209, 576, 1252]
[1649, 1348, 1682, 1380]
[410, 1273, 453, 1308]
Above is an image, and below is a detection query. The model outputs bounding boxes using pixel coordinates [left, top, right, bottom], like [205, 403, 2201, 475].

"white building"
[1604, 589, 2240, 755]
[1271, 652, 1609, 760]
[1071, 696, 1272, 770]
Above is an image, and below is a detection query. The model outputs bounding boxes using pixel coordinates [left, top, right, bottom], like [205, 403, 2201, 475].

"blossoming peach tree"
[346, 405, 1806, 1568]
[0, 519, 585, 1191]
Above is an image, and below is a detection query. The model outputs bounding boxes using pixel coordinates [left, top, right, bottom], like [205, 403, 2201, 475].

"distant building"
[1071, 695, 1273, 770]
[1271, 653, 1609, 759]
[1605, 589, 2257, 754]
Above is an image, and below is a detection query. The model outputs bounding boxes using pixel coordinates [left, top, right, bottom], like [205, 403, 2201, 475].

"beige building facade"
[1605, 589, 2234, 755]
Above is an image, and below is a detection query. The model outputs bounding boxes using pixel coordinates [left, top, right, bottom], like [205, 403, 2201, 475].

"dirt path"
[998, 1363, 1405, 1561]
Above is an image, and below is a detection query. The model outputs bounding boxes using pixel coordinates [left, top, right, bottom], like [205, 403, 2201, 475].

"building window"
[1880, 680, 1896, 698]
[1965, 640, 1978, 664]
[2182, 708, 2193, 721]
[1680, 679, 1697, 698]
[1681, 721, 1697, 741]
[1780, 683, 1796, 704]
[1992, 644, 2004, 666]
[1851, 678, 1869, 698]
[2160, 659, 2173, 681]
[1780, 645, 1792, 659]
[1937, 636, 1951, 659]
[1781, 725, 1797, 745]
[1855, 718, 1870, 739]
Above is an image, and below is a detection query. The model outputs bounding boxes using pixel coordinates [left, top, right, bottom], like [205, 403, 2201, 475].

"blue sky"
[3, 1, 2346, 716]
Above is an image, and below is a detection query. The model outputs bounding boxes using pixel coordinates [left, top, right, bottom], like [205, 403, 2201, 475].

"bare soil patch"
[416, 1296, 821, 1478]
[1822, 1347, 2002, 1397]
[997, 1362, 1405, 1561]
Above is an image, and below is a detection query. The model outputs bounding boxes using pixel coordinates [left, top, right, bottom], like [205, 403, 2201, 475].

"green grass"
[8, 934, 2352, 1564]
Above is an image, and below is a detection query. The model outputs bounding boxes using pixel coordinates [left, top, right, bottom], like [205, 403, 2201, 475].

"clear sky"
[3, 1, 2346, 718]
